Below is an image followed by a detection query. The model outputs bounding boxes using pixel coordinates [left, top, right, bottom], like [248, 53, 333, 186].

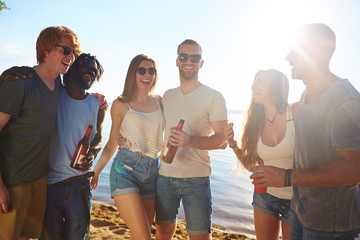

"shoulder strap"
[287, 104, 294, 121]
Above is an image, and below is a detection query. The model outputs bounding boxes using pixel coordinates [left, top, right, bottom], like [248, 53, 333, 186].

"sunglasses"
[56, 45, 75, 56]
[177, 53, 202, 63]
[79, 59, 99, 76]
[137, 67, 156, 75]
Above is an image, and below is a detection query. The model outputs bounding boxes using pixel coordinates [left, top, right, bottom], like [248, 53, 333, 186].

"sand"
[89, 202, 255, 240]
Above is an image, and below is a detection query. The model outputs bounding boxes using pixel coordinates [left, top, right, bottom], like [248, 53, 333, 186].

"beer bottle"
[70, 125, 93, 170]
[162, 119, 185, 163]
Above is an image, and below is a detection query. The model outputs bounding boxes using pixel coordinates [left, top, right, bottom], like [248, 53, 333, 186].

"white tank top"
[257, 104, 295, 199]
[119, 101, 165, 159]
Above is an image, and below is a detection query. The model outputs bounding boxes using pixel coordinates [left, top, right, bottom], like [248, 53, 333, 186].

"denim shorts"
[110, 148, 159, 199]
[291, 214, 360, 240]
[156, 175, 212, 236]
[252, 191, 294, 226]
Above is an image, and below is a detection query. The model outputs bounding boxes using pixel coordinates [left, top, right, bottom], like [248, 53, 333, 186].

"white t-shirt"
[158, 84, 227, 178]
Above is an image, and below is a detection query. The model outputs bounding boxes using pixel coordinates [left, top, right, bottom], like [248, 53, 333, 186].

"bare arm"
[224, 122, 249, 169]
[0, 112, 11, 132]
[91, 100, 126, 189]
[79, 107, 106, 171]
[292, 149, 360, 187]
[0, 173, 10, 214]
[251, 149, 360, 188]
[170, 120, 228, 150]
[0, 112, 11, 213]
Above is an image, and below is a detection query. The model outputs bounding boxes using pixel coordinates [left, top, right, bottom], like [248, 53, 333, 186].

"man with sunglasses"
[156, 39, 228, 240]
[0, 26, 81, 240]
[39, 53, 106, 240]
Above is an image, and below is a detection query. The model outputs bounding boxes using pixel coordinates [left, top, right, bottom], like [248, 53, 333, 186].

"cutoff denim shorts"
[156, 175, 212, 236]
[252, 191, 294, 226]
[110, 148, 159, 199]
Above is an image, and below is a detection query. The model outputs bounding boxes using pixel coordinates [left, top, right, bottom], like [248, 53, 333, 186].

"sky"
[1, 0, 360, 111]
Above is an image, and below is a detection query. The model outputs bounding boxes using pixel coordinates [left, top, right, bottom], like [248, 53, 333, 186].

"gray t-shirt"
[292, 79, 360, 232]
[0, 68, 60, 187]
[158, 85, 227, 178]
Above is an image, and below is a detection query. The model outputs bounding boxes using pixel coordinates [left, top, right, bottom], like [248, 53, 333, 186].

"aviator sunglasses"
[56, 45, 75, 56]
[137, 67, 156, 75]
[177, 53, 202, 63]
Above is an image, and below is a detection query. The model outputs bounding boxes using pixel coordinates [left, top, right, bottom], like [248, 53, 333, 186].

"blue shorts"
[252, 191, 294, 226]
[156, 175, 212, 236]
[109, 148, 159, 199]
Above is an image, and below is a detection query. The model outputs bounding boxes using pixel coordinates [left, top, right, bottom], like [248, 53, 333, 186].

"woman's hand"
[224, 123, 236, 146]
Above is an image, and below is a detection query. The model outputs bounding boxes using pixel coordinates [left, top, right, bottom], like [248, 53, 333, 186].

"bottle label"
[71, 145, 88, 168]
[162, 119, 185, 163]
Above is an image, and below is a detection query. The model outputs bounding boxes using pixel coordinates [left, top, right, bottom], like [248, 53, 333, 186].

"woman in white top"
[225, 69, 298, 240]
[91, 54, 165, 240]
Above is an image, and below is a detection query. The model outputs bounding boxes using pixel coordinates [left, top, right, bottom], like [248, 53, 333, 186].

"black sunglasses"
[56, 45, 74, 56]
[137, 67, 156, 75]
[79, 59, 99, 77]
[177, 53, 202, 63]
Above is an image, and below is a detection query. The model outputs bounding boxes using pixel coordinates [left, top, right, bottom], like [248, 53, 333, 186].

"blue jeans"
[291, 214, 359, 240]
[110, 148, 159, 199]
[156, 175, 212, 235]
[39, 178, 92, 240]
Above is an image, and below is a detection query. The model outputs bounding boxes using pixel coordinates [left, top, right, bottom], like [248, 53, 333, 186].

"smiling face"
[135, 60, 156, 92]
[72, 57, 99, 89]
[44, 36, 76, 75]
[285, 41, 312, 80]
[176, 44, 203, 81]
[252, 72, 272, 105]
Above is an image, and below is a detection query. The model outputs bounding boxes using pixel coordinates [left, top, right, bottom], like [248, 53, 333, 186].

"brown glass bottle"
[70, 125, 93, 170]
[162, 119, 185, 163]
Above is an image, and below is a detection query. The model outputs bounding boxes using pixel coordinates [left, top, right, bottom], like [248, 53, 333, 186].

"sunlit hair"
[36, 26, 81, 64]
[63, 53, 104, 86]
[118, 54, 158, 103]
[177, 39, 202, 55]
[238, 69, 289, 170]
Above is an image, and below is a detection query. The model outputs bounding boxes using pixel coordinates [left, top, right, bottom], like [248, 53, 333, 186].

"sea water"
[91, 110, 256, 238]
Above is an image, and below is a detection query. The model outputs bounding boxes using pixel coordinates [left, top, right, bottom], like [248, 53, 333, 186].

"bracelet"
[229, 140, 237, 148]
[284, 169, 293, 187]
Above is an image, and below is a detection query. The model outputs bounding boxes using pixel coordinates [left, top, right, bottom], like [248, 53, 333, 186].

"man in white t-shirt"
[155, 39, 228, 240]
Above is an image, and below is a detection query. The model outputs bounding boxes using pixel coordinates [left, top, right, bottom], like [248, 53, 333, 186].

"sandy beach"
[90, 202, 255, 240]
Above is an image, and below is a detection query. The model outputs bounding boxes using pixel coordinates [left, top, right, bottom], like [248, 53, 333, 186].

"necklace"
[265, 111, 278, 127]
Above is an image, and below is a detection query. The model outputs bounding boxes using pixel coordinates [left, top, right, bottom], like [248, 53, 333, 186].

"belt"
[61, 171, 95, 183]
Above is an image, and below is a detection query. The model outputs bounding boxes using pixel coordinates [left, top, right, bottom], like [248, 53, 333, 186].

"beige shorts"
[0, 176, 47, 239]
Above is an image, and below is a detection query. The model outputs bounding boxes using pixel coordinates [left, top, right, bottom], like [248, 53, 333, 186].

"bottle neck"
[85, 126, 93, 137]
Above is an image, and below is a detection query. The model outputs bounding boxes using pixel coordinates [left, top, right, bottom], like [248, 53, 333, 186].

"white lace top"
[119, 102, 165, 159]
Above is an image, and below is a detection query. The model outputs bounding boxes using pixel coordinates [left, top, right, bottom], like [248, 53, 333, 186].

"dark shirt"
[0, 68, 60, 187]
